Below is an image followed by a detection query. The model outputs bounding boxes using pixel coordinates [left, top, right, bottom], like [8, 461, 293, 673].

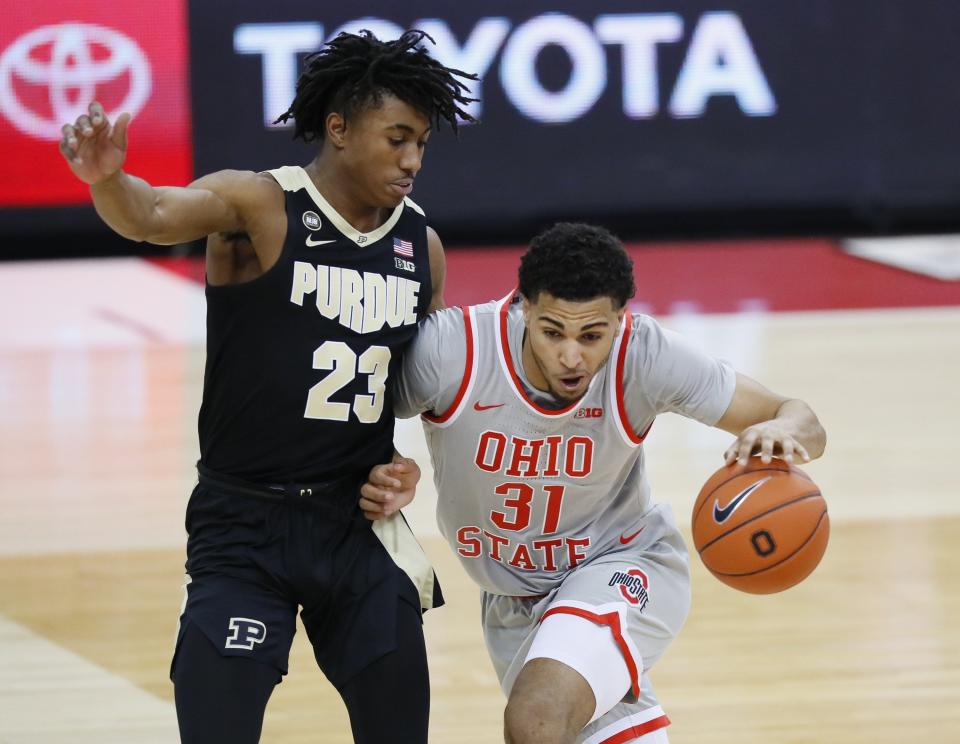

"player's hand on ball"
[724, 421, 811, 466]
[360, 457, 422, 520]
[58, 101, 131, 185]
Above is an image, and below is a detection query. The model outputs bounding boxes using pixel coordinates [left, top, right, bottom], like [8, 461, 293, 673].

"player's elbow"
[114, 226, 175, 246]
[138, 208, 197, 245]
[140, 230, 187, 246]
[98, 221, 157, 244]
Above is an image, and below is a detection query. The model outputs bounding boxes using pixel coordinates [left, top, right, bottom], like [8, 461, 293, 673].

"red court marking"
[94, 307, 165, 342]
[151, 256, 206, 284]
[149, 238, 960, 314]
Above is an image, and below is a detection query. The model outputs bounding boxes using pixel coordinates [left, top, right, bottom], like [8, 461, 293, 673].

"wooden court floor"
[1, 300, 959, 742]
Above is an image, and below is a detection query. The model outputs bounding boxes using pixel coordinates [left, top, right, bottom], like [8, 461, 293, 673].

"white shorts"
[481, 530, 690, 743]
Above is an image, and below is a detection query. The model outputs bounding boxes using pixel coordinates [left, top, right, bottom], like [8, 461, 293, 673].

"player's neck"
[303, 159, 390, 235]
[520, 332, 552, 394]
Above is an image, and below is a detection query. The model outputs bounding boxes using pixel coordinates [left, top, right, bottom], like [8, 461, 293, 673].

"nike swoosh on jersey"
[305, 236, 337, 247]
[712, 477, 772, 523]
[473, 402, 505, 411]
[619, 526, 646, 545]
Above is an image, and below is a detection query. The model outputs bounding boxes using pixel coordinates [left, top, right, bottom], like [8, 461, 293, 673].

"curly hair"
[274, 29, 478, 142]
[518, 223, 636, 308]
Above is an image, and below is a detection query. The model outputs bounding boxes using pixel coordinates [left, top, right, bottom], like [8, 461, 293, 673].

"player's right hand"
[360, 458, 422, 520]
[59, 101, 131, 185]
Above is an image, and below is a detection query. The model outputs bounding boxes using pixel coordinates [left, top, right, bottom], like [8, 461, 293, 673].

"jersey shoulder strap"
[265, 165, 308, 192]
[610, 310, 653, 446]
[404, 196, 426, 217]
[422, 305, 478, 427]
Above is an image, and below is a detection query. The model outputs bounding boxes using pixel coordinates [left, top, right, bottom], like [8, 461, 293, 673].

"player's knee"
[503, 690, 578, 744]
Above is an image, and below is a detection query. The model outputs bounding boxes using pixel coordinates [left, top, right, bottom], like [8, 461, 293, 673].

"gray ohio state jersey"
[394, 291, 735, 596]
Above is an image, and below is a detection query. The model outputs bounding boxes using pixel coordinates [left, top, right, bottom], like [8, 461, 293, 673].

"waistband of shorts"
[196, 463, 367, 521]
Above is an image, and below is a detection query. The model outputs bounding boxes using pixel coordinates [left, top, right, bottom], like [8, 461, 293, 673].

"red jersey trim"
[497, 291, 580, 416]
[614, 310, 653, 445]
[540, 605, 641, 699]
[499, 289, 643, 418]
[422, 306, 474, 424]
[597, 715, 671, 744]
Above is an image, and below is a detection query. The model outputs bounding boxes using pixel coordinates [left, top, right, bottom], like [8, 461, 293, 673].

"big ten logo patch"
[225, 617, 267, 650]
[574, 407, 603, 419]
[609, 568, 649, 610]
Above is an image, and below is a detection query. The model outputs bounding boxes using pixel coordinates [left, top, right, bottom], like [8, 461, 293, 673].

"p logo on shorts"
[225, 617, 267, 650]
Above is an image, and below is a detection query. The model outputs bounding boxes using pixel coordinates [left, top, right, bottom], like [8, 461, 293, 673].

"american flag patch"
[393, 238, 414, 257]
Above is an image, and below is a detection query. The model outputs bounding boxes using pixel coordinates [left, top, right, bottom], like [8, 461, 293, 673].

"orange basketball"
[691, 457, 829, 594]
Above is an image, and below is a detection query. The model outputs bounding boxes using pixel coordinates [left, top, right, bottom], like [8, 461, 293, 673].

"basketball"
[691, 457, 829, 594]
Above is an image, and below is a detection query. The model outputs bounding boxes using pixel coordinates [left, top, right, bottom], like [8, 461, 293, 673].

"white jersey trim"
[581, 705, 670, 744]
[267, 166, 405, 247]
[266, 165, 303, 191]
[403, 196, 425, 216]
[422, 305, 478, 428]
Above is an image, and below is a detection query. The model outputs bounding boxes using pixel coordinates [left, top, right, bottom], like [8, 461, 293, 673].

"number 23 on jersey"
[304, 341, 391, 424]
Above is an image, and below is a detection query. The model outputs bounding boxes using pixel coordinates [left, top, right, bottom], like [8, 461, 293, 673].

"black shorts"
[172, 466, 438, 687]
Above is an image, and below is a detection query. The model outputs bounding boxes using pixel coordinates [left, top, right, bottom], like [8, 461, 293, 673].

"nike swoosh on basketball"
[713, 477, 772, 523]
[619, 526, 645, 545]
[305, 235, 337, 247]
[473, 402, 504, 411]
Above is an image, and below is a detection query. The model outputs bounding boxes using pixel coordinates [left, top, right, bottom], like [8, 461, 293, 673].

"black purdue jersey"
[198, 166, 432, 483]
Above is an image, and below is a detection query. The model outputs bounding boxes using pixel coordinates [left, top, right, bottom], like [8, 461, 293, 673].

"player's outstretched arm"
[715, 373, 826, 466]
[58, 101, 278, 245]
[359, 455, 422, 520]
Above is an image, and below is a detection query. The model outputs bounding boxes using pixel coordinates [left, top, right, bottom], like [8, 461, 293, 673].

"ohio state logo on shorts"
[609, 568, 650, 610]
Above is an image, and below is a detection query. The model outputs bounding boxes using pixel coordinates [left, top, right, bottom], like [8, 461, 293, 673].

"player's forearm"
[89, 170, 165, 243]
[773, 399, 827, 460]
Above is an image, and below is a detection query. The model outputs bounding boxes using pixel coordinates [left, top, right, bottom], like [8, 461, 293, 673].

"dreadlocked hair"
[519, 223, 636, 309]
[274, 29, 478, 142]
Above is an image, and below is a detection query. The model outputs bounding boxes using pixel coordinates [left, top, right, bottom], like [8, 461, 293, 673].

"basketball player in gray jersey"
[363, 223, 826, 743]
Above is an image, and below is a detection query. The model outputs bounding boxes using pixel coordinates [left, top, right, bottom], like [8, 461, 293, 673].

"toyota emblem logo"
[0, 22, 152, 141]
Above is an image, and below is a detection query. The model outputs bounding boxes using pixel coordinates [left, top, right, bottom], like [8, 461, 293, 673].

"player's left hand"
[360, 457, 422, 520]
[724, 421, 811, 466]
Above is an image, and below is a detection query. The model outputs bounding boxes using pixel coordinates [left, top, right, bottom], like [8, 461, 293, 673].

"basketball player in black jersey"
[58, 31, 476, 743]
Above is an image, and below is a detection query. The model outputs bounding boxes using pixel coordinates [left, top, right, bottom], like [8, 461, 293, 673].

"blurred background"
[1, 2, 959, 742]
[4, 0, 960, 255]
